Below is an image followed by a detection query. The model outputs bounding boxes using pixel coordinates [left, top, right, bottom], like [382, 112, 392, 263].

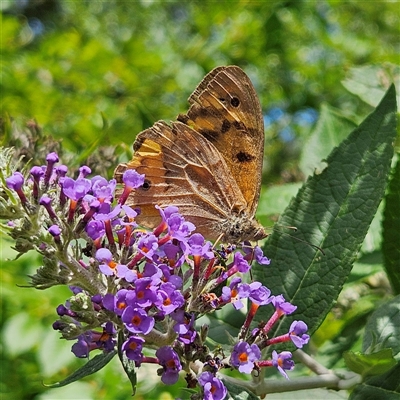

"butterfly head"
[220, 213, 267, 244]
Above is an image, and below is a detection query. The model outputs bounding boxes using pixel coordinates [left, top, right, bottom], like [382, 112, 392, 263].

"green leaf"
[45, 350, 117, 388]
[2, 312, 44, 356]
[299, 103, 357, 178]
[253, 85, 398, 342]
[342, 63, 400, 107]
[117, 330, 137, 395]
[222, 378, 259, 400]
[361, 201, 384, 254]
[344, 349, 396, 377]
[257, 182, 302, 230]
[38, 330, 75, 377]
[258, 182, 302, 216]
[349, 362, 400, 400]
[363, 295, 400, 360]
[37, 382, 95, 400]
[382, 156, 400, 294]
[197, 306, 245, 345]
[350, 251, 383, 283]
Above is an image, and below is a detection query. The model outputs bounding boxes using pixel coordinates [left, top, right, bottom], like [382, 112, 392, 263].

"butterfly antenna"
[272, 225, 325, 255]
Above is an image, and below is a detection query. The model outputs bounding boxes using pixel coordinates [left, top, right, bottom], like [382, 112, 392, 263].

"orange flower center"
[132, 315, 141, 325]
[137, 291, 144, 300]
[129, 342, 138, 350]
[163, 297, 171, 306]
[108, 261, 117, 270]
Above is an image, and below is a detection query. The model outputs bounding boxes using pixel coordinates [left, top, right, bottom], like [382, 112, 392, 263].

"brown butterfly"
[114, 66, 266, 243]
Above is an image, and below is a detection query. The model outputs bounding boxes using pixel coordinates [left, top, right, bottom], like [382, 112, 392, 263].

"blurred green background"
[1, 1, 398, 399]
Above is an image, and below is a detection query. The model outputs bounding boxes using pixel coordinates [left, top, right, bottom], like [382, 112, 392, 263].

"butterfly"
[114, 66, 266, 243]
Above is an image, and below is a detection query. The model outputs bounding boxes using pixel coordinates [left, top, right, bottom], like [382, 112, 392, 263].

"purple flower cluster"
[4, 153, 311, 399]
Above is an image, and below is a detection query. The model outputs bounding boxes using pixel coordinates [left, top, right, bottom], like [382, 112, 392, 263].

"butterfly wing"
[177, 66, 264, 217]
[115, 121, 249, 240]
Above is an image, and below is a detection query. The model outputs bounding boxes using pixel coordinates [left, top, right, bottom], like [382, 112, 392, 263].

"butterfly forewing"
[177, 66, 264, 217]
[115, 66, 266, 242]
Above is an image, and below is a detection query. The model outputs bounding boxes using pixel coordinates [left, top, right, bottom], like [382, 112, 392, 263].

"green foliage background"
[1, 1, 399, 399]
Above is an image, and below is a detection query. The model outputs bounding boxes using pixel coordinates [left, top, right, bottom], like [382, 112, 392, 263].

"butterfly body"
[115, 66, 266, 243]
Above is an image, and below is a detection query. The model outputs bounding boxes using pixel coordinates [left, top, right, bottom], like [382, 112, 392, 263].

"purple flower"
[121, 205, 138, 222]
[86, 220, 105, 240]
[156, 282, 185, 315]
[289, 320, 310, 348]
[44, 152, 59, 185]
[157, 205, 179, 221]
[220, 277, 244, 309]
[247, 282, 271, 305]
[91, 176, 116, 201]
[137, 233, 158, 259]
[216, 251, 251, 284]
[92, 204, 121, 246]
[158, 264, 182, 289]
[271, 295, 297, 316]
[233, 251, 251, 273]
[262, 295, 298, 335]
[69, 286, 83, 295]
[171, 310, 194, 335]
[103, 289, 136, 316]
[198, 372, 227, 400]
[79, 199, 101, 226]
[96, 321, 117, 352]
[156, 206, 195, 240]
[91, 294, 102, 304]
[48, 224, 61, 237]
[30, 166, 44, 199]
[102, 293, 117, 312]
[117, 170, 145, 205]
[78, 165, 91, 179]
[123, 169, 145, 189]
[230, 341, 261, 374]
[174, 312, 196, 344]
[94, 203, 121, 222]
[62, 177, 92, 201]
[253, 245, 271, 265]
[71, 324, 116, 358]
[71, 335, 91, 358]
[121, 306, 155, 334]
[156, 346, 182, 385]
[178, 325, 196, 344]
[96, 248, 115, 275]
[142, 262, 163, 284]
[168, 215, 195, 240]
[55, 165, 68, 178]
[134, 278, 158, 308]
[40, 195, 57, 220]
[5, 171, 28, 204]
[30, 166, 44, 180]
[122, 335, 145, 366]
[6, 172, 24, 191]
[95, 248, 128, 278]
[160, 242, 185, 268]
[49, 225, 61, 244]
[56, 304, 76, 317]
[46, 152, 59, 164]
[171, 308, 186, 325]
[271, 350, 294, 379]
[181, 233, 214, 259]
[162, 242, 180, 259]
